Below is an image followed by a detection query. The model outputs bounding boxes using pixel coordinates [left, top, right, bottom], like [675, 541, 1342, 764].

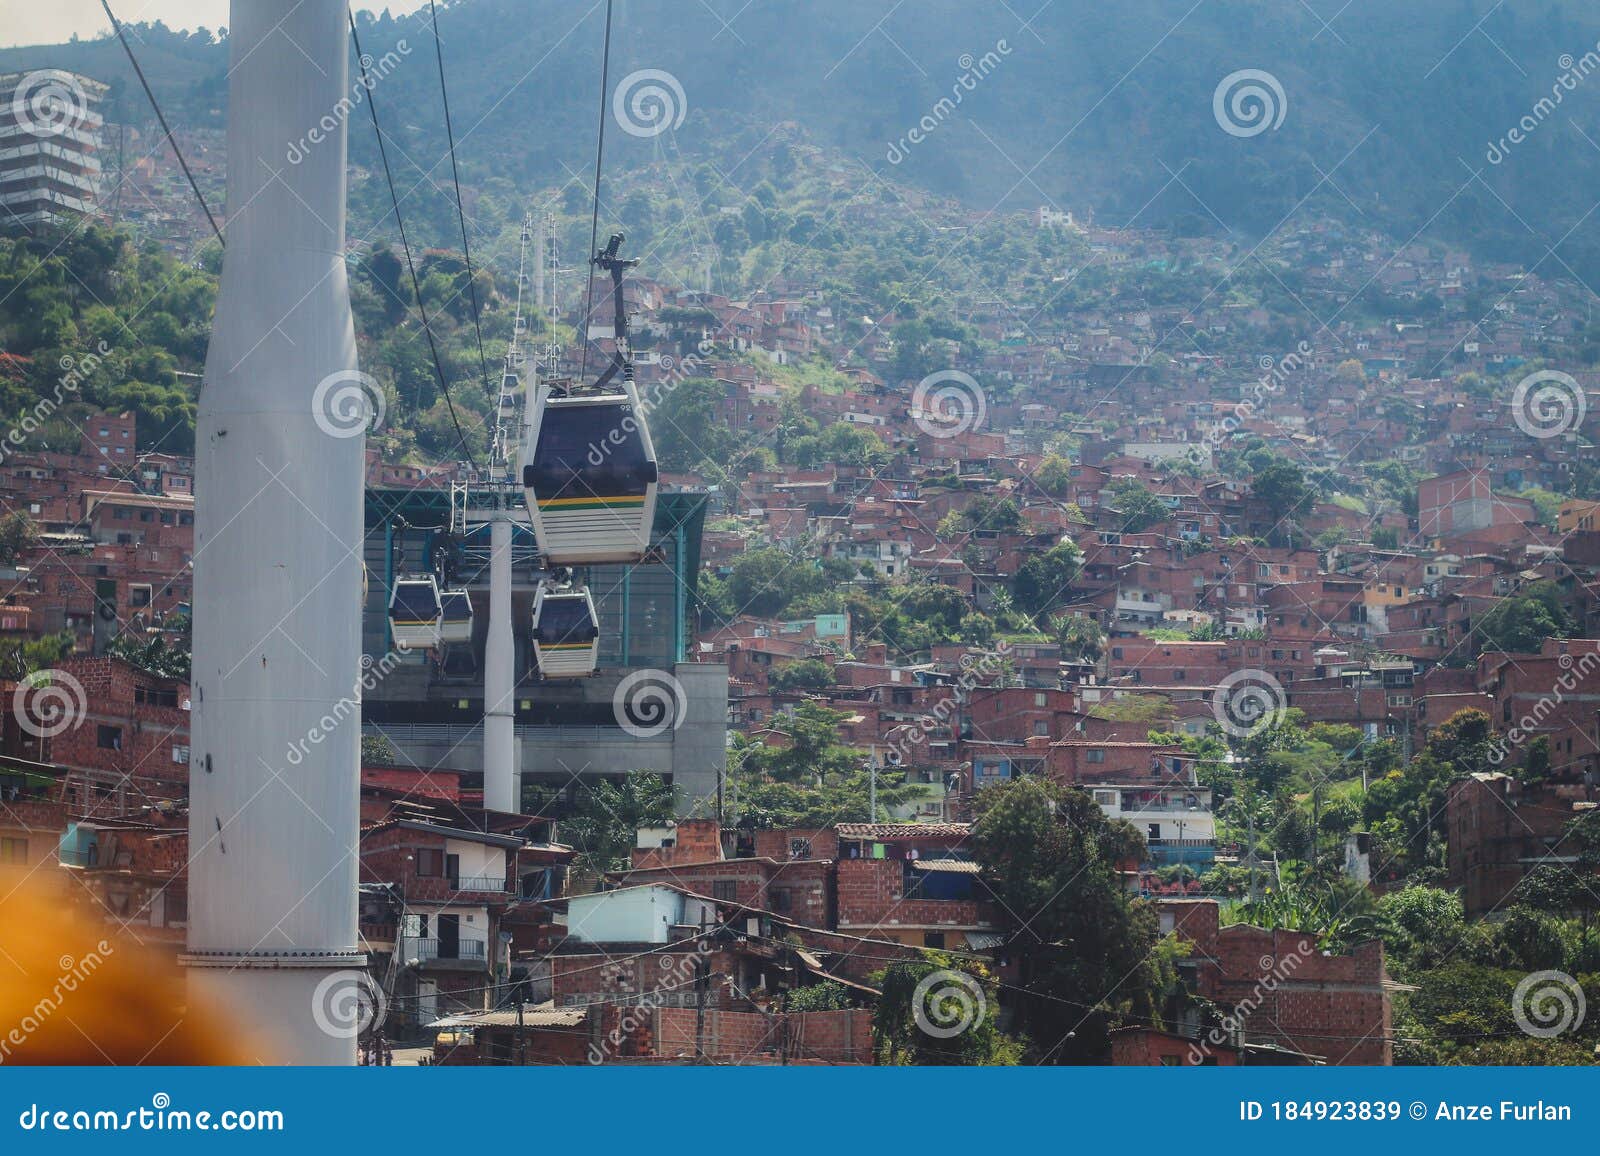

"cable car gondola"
[520, 234, 658, 566]
[530, 584, 599, 678]
[438, 589, 473, 645]
[388, 576, 441, 650]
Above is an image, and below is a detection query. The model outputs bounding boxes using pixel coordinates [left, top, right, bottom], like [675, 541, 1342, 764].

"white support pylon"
[185, 0, 365, 1064]
[483, 512, 516, 813]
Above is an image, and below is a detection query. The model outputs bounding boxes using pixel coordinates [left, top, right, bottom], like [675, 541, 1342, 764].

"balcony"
[1119, 799, 1207, 814]
[408, 937, 488, 965]
[449, 875, 509, 894]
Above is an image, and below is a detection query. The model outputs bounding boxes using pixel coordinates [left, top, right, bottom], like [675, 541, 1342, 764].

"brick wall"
[835, 857, 984, 932]
[1446, 773, 1594, 915]
[1111, 1027, 1238, 1066]
[632, 818, 723, 868]
[550, 948, 741, 1011]
[753, 826, 839, 862]
[1210, 925, 1390, 1066]
[619, 856, 833, 928]
[1153, 899, 1391, 1065]
[653, 1006, 872, 1064]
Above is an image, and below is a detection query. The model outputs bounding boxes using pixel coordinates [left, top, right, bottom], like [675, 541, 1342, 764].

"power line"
[425, 0, 492, 402]
[348, 11, 479, 472]
[98, 0, 224, 246]
[578, 0, 616, 384]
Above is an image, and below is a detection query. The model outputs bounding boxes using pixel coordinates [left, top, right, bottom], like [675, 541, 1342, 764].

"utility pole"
[1247, 806, 1258, 902]
[693, 954, 709, 1065]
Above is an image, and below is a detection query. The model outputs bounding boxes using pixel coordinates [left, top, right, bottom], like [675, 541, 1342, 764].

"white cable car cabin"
[388, 576, 441, 649]
[530, 585, 599, 678]
[437, 589, 474, 645]
[520, 234, 658, 566]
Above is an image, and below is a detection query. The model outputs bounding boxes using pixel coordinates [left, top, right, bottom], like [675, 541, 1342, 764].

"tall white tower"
[184, 0, 366, 1064]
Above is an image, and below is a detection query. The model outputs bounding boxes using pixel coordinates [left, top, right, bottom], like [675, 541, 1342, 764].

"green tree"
[1476, 582, 1572, 654]
[768, 657, 835, 691]
[1012, 541, 1082, 621]
[970, 777, 1170, 1061]
[1107, 480, 1169, 532]
[561, 774, 677, 876]
[0, 511, 38, 565]
[873, 956, 1022, 1065]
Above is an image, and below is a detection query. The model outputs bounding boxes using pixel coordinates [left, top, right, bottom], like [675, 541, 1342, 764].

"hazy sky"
[1, 2, 431, 48]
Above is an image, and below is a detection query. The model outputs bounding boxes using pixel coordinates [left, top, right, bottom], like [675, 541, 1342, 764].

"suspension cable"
[426, 0, 492, 401]
[99, 1, 224, 246]
[349, 10, 479, 472]
[579, 0, 616, 384]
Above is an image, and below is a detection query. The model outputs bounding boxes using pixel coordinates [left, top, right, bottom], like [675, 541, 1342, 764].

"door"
[416, 979, 437, 1027]
[445, 852, 461, 889]
[438, 913, 460, 960]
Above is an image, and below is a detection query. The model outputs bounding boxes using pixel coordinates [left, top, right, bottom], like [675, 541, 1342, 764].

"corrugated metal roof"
[910, 858, 980, 874]
[836, 822, 970, 839]
[426, 1003, 587, 1030]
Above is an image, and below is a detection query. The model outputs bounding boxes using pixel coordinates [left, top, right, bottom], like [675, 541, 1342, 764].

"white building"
[0, 70, 108, 228]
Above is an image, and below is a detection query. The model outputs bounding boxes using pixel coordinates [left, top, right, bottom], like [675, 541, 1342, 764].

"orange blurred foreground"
[0, 872, 253, 1064]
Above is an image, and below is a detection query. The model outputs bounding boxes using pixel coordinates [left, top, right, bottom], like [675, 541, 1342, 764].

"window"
[1086, 748, 1105, 763]
[1033, 721, 1049, 737]
[0, 837, 26, 864]
[712, 880, 738, 901]
[769, 889, 792, 913]
[171, 745, 190, 765]
[97, 726, 123, 751]
[1093, 790, 1117, 806]
[415, 848, 444, 877]
[1173, 670, 1185, 681]
[1034, 693, 1047, 707]
[923, 932, 946, 949]
[1111, 647, 1123, 660]
[788, 838, 812, 860]
[1148, 823, 1161, 841]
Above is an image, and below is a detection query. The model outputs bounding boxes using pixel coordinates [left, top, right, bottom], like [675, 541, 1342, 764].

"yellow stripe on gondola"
[537, 495, 646, 510]
[541, 642, 593, 650]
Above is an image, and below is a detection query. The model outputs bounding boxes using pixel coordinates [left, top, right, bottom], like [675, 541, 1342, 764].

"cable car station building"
[360, 485, 726, 815]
